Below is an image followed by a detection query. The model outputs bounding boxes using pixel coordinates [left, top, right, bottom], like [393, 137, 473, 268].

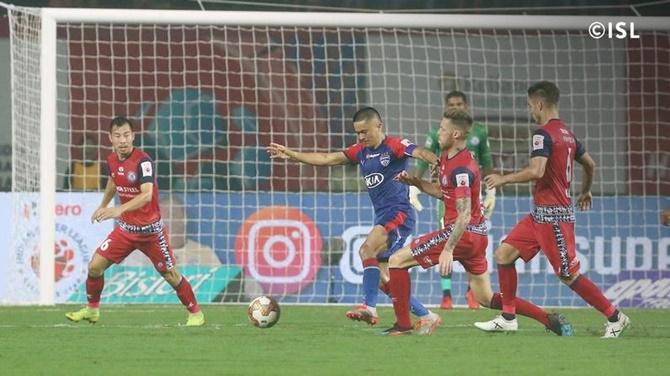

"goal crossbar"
[35, 8, 670, 30]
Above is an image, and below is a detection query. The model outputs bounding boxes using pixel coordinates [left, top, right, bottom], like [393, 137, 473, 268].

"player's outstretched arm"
[409, 142, 440, 212]
[411, 147, 439, 168]
[413, 131, 440, 179]
[91, 178, 117, 223]
[396, 171, 441, 199]
[484, 156, 547, 189]
[576, 152, 596, 211]
[439, 196, 471, 275]
[267, 142, 348, 166]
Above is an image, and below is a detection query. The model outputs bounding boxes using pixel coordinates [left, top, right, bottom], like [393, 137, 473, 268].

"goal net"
[3, 6, 669, 308]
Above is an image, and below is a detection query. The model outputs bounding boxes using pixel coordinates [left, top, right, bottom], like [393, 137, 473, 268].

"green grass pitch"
[1, 305, 668, 375]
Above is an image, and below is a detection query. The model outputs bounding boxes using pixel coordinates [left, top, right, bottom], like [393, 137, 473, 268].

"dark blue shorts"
[374, 209, 415, 262]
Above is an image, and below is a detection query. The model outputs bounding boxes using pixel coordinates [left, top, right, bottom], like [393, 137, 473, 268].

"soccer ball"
[247, 295, 281, 328]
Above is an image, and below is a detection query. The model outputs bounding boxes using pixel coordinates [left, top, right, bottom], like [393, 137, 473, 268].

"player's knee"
[493, 250, 510, 265]
[494, 244, 519, 265]
[87, 267, 104, 279]
[87, 261, 105, 278]
[358, 242, 377, 259]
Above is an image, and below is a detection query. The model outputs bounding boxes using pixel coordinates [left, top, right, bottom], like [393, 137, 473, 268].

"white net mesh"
[5, 8, 670, 307]
[5, 6, 43, 304]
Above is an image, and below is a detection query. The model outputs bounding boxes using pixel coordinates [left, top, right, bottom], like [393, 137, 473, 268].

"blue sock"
[362, 258, 381, 307]
[410, 296, 430, 317]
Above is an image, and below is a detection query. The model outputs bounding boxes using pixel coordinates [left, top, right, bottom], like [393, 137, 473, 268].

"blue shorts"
[374, 209, 415, 262]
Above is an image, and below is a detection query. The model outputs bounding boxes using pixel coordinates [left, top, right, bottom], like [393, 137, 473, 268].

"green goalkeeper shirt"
[415, 121, 493, 174]
[415, 121, 493, 224]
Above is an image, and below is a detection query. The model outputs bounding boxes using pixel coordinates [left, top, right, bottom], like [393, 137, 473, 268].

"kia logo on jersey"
[364, 173, 384, 188]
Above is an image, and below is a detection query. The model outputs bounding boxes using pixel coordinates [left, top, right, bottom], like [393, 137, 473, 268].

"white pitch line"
[0, 323, 230, 329]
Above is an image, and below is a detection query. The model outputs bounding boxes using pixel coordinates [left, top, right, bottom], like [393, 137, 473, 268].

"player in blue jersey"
[268, 107, 441, 332]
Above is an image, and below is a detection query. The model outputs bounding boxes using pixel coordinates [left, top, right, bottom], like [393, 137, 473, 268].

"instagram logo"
[235, 206, 322, 294]
[339, 226, 372, 284]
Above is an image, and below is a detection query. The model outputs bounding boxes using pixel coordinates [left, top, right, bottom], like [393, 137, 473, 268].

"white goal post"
[3, 4, 669, 306]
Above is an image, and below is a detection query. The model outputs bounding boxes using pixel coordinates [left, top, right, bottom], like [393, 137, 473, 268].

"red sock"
[498, 264, 517, 315]
[389, 268, 412, 329]
[175, 277, 200, 313]
[516, 297, 550, 326]
[569, 275, 617, 317]
[86, 275, 104, 309]
[379, 281, 391, 296]
[490, 293, 549, 327]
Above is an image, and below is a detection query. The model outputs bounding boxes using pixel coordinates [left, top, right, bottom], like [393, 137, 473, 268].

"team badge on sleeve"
[141, 161, 153, 177]
[532, 135, 544, 151]
[456, 173, 470, 187]
[400, 138, 413, 147]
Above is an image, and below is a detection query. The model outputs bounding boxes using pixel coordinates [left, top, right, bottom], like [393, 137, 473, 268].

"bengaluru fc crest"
[380, 152, 390, 167]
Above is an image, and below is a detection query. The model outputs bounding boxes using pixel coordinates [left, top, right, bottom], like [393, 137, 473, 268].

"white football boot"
[601, 312, 630, 338]
[474, 315, 518, 332]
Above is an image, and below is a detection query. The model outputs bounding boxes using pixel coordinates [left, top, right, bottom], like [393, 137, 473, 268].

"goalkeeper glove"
[483, 187, 496, 219]
[409, 185, 424, 212]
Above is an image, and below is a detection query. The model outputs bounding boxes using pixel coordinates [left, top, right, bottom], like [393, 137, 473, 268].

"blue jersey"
[343, 136, 417, 215]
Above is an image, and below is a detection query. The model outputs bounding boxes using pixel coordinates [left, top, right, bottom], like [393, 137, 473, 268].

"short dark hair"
[109, 116, 134, 132]
[527, 81, 560, 106]
[445, 90, 468, 104]
[443, 109, 473, 133]
[352, 107, 382, 123]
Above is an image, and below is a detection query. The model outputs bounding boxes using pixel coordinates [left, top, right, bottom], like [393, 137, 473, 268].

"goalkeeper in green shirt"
[411, 91, 496, 310]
